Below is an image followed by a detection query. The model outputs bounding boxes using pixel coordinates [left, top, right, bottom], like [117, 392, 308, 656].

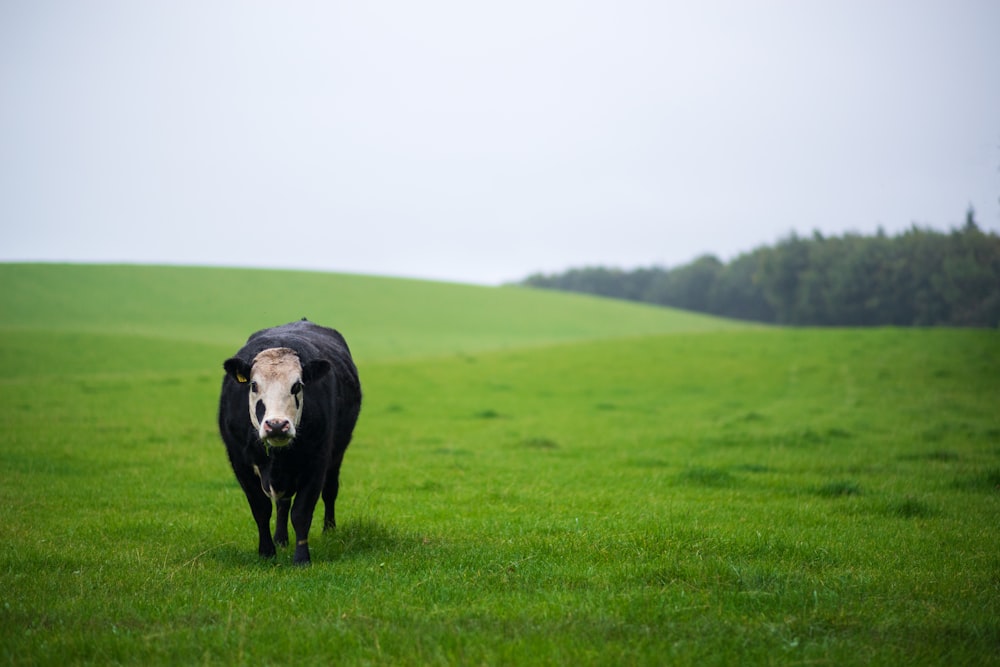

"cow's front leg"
[289, 490, 321, 565]
[274, 497, 291, 547]
[244, 487, 275, 559]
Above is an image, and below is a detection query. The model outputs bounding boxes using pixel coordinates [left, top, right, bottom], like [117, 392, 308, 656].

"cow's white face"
[248, 348, 304, 447]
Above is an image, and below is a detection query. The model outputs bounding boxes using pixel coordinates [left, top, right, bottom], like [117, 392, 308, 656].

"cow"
[218, 319, 362, 565]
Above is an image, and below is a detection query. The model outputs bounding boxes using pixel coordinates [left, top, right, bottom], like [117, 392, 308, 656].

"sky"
[2, 1, 998, 285]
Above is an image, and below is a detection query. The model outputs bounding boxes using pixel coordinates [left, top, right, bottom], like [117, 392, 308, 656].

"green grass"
[2, 264, 999, 665]
[0, 263, 740, 360]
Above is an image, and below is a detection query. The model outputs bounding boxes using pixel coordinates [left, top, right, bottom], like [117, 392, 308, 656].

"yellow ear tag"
[236, 373, 248, 383]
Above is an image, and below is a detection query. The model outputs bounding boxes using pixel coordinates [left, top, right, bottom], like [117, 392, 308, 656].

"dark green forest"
[521, 210, 1000, 327]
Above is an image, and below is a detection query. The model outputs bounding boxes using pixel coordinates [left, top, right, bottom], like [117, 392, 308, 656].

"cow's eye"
[290, 381, 302, 396]
[250, 381, 258, 393]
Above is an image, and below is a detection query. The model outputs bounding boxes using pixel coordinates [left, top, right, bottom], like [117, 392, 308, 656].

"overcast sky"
[2, 1, 998, 285]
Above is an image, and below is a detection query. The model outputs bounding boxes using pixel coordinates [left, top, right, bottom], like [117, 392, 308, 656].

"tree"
[520, 214, 1000, 327]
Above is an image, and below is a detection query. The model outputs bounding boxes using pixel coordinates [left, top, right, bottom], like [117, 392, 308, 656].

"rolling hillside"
[2, 263, 997, 665]
[0, 263, 748, 363]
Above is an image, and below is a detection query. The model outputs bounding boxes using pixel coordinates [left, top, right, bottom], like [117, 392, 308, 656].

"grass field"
[1, 263, 998, 665]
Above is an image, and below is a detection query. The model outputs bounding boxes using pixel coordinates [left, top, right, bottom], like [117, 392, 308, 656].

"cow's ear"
[302, 359, 331, 383]
[224, 357, 252, 384]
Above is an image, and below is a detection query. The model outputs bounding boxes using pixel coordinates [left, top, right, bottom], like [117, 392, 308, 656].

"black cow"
[218, 319, 362, 564]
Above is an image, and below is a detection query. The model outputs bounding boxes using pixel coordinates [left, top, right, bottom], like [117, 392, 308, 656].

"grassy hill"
[1, 263, 998, 666]
[0, 263, 745, 362]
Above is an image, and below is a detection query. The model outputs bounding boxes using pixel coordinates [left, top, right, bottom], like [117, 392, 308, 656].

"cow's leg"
[274, 497, 291, 547]
[289, 488, 321, 565]
[322, 454, 344, 531]
[241, 484, 275, 559]
[321, 474, 338, 531]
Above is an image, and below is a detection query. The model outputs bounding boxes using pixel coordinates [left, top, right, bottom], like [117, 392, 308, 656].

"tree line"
[520, 210, 1000, 327]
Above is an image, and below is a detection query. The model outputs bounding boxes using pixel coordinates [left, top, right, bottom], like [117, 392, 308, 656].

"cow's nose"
[264, 418, 291, 434]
